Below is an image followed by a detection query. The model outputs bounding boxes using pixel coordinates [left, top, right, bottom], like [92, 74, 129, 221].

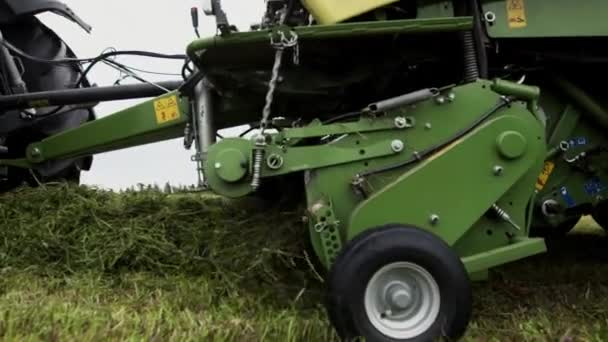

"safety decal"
[560, 186, 576, 208]
[583, 177, 606, 196]
[154, 95, 180, 124]
[535, 161, 555, 191]
[507, 0, 527, 29]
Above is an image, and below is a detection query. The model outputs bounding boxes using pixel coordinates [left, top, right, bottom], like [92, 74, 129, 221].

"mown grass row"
[0, 184, 607, 341]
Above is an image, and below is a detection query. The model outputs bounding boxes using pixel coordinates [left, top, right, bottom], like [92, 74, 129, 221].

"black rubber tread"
[326, 224, 472, 342]
[0, 16, 94, 188]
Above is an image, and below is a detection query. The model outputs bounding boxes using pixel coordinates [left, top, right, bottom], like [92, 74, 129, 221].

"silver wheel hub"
[386, 282, 413, 310]
[364, 262, 441, 339]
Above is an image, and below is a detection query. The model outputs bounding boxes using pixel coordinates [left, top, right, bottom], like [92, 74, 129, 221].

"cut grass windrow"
[0, 184, 607, 341]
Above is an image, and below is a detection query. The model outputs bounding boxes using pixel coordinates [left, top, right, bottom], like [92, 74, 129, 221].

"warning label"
[507, 0, 527, 28]
[154, 95, 180, 124]
[535, 161, 555, 191]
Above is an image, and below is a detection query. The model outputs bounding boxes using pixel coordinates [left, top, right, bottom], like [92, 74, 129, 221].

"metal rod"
[0, 80, 183, 111]
[192, 75, 216, 187]
[366, 88, 439, 113]
[553, 76, 608, 131]
[193, 77, 216, 157]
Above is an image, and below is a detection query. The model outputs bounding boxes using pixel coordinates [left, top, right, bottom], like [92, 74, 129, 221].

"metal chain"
[260, 30, 299, 133]
[260, 48, 284, 133]
[251, 28, 299, 190]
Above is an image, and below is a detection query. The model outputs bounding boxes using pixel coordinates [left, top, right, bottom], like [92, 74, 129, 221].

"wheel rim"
[364, 261, 441, 339]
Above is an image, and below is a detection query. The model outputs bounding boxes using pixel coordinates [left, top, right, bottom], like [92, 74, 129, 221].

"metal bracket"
[307, 199, 343, 266]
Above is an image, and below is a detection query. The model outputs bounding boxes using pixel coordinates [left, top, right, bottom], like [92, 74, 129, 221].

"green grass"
[0, 184, 607, 341]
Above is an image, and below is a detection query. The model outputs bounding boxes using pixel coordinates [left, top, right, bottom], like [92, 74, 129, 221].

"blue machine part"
[583, 177, 606, 196]
[568, 137, 588, 147]
[560, 186, 577, 208]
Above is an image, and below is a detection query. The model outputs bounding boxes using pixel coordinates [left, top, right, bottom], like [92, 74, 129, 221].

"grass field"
[0, 185, 607, 341]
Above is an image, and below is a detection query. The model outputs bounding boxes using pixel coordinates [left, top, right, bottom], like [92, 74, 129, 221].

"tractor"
[0, 0, 606, 340]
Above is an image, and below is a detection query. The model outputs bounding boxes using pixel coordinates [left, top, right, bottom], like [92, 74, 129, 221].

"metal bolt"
[391, 140, 404, 153]
[381, 309, 393, 319]
[430, 214, 440, 225]
[425, 123, 432, 130]
[30, 147, 41, 158]
[387, 284, 413, 310]
[394, 117, 407, 129]
[484, 11, 496, 23]
[214, 162, 222, 169]
[267, 154, 284, 170]
[493, 165, 504, 176]
[541, 199, 560, 217]
[435, 96, 446, 105]
[447, 93, 456, 102]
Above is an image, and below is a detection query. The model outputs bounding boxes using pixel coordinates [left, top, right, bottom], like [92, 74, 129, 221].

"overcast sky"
[36, 1, 265, 190]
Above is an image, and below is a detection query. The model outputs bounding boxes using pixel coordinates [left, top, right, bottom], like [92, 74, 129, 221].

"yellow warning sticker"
[507, 0, 527, 28]
[535, 161, 555, 190]
[154, 95, 180, 124]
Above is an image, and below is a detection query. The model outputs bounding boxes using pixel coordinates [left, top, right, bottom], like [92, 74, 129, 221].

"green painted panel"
[454, 163, 544, 257]
[481, 0, 608, 38]
[24, 92, 190, 164]
[263, 141, 397, 177]
[416, 0, 454, 18]
[186, 17, 472, 62]
[348, 112, 546, 245]
[296, 80, 549, 269]
[279, 116, 399, 140]
[462, 237, 546, 274]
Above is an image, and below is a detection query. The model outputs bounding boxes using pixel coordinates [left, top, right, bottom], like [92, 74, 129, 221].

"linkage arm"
[0, 91, 191, 168]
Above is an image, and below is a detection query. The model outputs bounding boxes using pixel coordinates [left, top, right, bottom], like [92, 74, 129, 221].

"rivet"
[214, 162, 222, 169]
[391, 140, 404, 153]
[493, 165, 504, 176]
[30, 147, 41, 157]
[394, 117, 408, 129]
[485, 11, 496, 23]
[430, 214, 440, 225]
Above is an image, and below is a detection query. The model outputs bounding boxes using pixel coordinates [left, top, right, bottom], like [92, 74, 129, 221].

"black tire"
[326, 225, 472, 342]
[0, 16, 94, 191]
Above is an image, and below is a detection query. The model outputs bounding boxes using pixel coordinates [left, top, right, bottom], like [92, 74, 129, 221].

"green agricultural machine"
[1, 0, 607, 340]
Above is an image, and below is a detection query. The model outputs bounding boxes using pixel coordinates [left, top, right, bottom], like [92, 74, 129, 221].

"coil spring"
[492, 204, 509, 221]
[251, 148, 264, 190]
[462, 31, 479, 83]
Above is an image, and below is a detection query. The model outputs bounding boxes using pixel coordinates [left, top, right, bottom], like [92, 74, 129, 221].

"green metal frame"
[186, 16, 473, 67]
[480, 0, 608, 38]
[200, 79, 549, 276]
[0, 92, 191, 170]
